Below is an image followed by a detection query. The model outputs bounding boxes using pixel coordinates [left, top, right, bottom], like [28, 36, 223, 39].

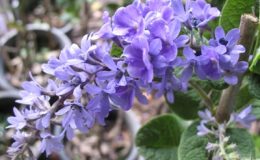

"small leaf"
[167, 89, 201, 120]
[136, 114, 184, 160]
[251, 100, 260, 118]
[208, 79, 229, 90]
[248, 74, 260, 99]
[253, 135, 260, 158]
[227, 128, 255, 159]
[235, 83, 254, 109]
[111, 44, 123, 57]
[138, 147, 178, 160]
[178, 122, 208, 160]
[220, 0, 255, 32]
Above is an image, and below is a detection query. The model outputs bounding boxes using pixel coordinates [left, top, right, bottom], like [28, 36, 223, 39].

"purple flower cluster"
[6, 0, 249, 158]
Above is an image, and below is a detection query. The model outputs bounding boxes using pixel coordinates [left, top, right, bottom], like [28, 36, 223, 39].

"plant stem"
[216, 14, 258, 123]
[189, 81, 214, 109]
[252, 21, 260, 57]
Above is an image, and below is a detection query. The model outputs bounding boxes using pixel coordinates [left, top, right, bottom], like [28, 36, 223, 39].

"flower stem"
[189, 81, 214, 109]
[216, 14, 258, 123]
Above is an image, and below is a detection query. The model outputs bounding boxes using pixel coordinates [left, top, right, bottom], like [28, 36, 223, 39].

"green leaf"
[111, 44, 123, 57]
[208, 79, 229, 90]
[178, 122, 208, 160]
[227, 128, 255, 159]
[138, 147, 178, 160]
[219, 0, 255, 32]
[253, 135, 260, 158]
[248, 74, 260, 99]
[235, 83, 253, 109]
[250, 51, 260, 75]
[167, 89, 201, 120]
[136, 114, 184, 160]
[251, 100, 260, 118]
[211, 0, 226, 9]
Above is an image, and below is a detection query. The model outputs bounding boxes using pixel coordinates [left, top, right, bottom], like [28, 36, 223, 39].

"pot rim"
[0, 23, 71, 91]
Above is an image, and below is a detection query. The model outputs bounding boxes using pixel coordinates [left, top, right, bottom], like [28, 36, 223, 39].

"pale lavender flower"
[197, 122, 213, 136]
[210, 27, 245, 57]
[198, 109, 216, 123]
[171, 0, 220, 29]
[7, 131, 30, 157]
[7, 108, 26, 130]
[124, 36, 153, 83]
[233, 105, 256, 128]
[153, 67, 182, 103]
[113, 4, 144, 40]
[55, 103, 95, 137]
[40, 132, 64, 156]
[206, 142, 218, 152]
[222, 61, 248, 85]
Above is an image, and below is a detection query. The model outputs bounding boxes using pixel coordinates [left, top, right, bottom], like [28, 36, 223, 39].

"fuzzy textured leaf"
[167, 90, 200, 120]
[227, 128, 255, 159]
[248, 74, 260, 99]
[136, 114, 184, 160]
[178, 122, 208, 160]
[220, 0, 255, 32]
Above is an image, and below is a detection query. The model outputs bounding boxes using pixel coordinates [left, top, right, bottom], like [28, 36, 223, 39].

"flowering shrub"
[6, 0, 260, 159]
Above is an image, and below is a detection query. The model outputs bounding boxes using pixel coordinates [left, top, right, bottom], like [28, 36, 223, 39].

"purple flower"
[113, 4, 144, 40]
[16, 74, 56, 106]
[55, 103, 95, 137]
[233, 105, 256, 128]
[7, 108, 27, 130]
[171, 0, 220, 29]
[55, 67, 88, 98]
[222, 61, 248, 85]
[153, 67, 182, 103]
[197, 122, 213, 136]
[210, 27, 245, 65]
[207, 27, 248, 85]
[7, 131, 30, 157]
[181, 47, 203, 82]
[197, 46, 226, 80]
[124, 36, 153, 83]
[92, 11, 114, 40]
[17, 80, 43, 105]
[35, 112, 52, 130]
[86, 92, 111, 125]
[110, 85, 135, 110]
[205, 142, 218, 152]
[198, 109, 216, 123]
[40, 132, 64, 156]
[210, 27, 245, 56]
[42, 44, 83, 75]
